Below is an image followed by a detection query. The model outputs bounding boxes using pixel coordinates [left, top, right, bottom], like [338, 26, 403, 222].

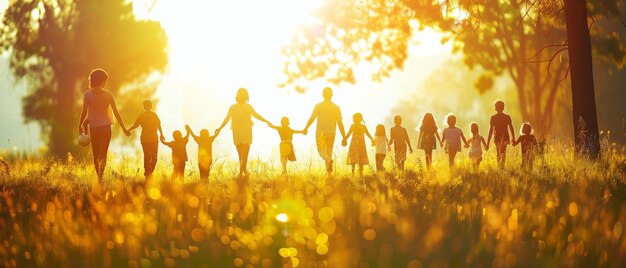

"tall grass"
[0, 141, 625, 267]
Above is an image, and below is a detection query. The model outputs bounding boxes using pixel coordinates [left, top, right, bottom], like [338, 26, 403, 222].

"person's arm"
[293, 129, 306, 134]
[461, 131, 469, 147]
[216, 108, 232, 135]
[78, 94, 88, 135]
[186, 125, 199, 139]
[303, 105, 318, 133]
[435, 131, 443, 146]
[487, 118, 495, 146]
[248, 105, 271, 126]
[508, 120, 516, 143]
[512, 136, 520, 146]
[160, 139, 170, 146]
[158, 121, 165, 141]
[441, 130, 446, 147]
[110, 97, 129, 136]
[343, 126, 353, 141]
[481, 136, 488, 150]
[184, 126, 191, 140]
[405, 129, 413, 153]
[127, 115, 141, 132]
[364, 126, 375, 145]
[336, 109, 346, 140]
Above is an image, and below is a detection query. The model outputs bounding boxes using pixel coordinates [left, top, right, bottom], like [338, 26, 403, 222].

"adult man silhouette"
[304, 87, 346, 175]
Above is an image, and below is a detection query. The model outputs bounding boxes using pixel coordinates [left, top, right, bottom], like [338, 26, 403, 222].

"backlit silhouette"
[161, 128, 190, 180]
[374, 124, 389, 172]
[216, 88, 273, 177]
[467, 122, 488, 169]
[388, 115, 413, 170]
[343, 113, 375, 176]
[441, 114, 468, 167]
[303, 87, 346, 176]
[487, 100, 516, 168]
[187, 125, 218, 180]
[417, 113, 441, 169]
[513, 122, 539, 169]
[127, 99, 164, 179]
[270, 117, 306, 175]
[77, 69, 129, 183]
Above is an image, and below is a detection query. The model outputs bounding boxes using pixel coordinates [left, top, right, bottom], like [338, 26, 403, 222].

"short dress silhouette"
[278, 127, 297, 162]
[419, 125, 438, 151]
[468, 136, 484, 160]
[347, 124, 369, 165]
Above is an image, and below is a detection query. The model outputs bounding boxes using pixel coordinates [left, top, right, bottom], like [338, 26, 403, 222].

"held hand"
[78, 127, 84, 135]
[341, 139, 347, 147]
[371, 140, 376, 146]
[302, 129, 308, 135]
[124, 129, 131, 137]
[185, 124, 191, 131]
[160, 135, 165, 142]
[409, 148, 414, 154]
[215, 128, 221, 135]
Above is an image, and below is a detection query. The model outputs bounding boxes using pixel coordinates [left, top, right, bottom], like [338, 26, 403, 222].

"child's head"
[421, 113, 437, 129]
[494, 100, 505, 112]
[89, 68, 108, 89]
[375, 124, 386, 137]
[236, 88, 249, 104]
[281, 117, 290, 127]
[520, 122, 533, 135]
[394, 115, 402, 125]
[446, 113, 457, 127]
[143, 99, 153, 111]
[353, 113, 363, 124]
[200, 129, 210, 137]
[470, 122, 479, 136]
[173, 130, 183, 140]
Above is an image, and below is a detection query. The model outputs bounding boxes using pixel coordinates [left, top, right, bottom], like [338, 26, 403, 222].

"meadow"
[1, 139, 625, 268]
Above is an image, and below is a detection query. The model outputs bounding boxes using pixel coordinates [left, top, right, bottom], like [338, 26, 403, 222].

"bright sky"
[0, 0, 454, 162]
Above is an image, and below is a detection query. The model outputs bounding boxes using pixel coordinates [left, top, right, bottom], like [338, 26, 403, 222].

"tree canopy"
[0, 0, 168, 157]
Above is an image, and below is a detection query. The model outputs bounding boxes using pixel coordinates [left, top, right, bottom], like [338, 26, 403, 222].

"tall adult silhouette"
[303, 87, 346, 176]
[78, 69, 129, 183]
[216, 88, 272, 177]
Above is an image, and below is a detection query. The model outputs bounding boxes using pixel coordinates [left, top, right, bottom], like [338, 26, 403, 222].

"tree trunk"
[564, 0, 600, 158]
[48, 74, 78, 158]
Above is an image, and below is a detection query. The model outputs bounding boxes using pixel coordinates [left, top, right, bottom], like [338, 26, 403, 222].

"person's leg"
[351, 164, 355, 174]
[497, 142, 507, 168]
[375, 154, 383, 171]
[325, 135, 335, 174]
[425, 150, 432, 168]
[281, 159, 287, 174]
[89, 127, 102, 180]
[358, 164, 364, 176]
[148, 142, 158, 178]
[99, 126, 112, 180]
[236, 144, 251, 176]
[141, 143, 150, 177]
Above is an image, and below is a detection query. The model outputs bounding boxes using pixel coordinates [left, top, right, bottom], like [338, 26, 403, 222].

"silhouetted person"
[467, 122, 488, 169]
[513, 122, 538, 169]
[127, 99, 164, 179]
[78, 69, 129, 184]
[187, 125, 218, 180]
[161, 127, 190, 180]
[343, 113, 375, 176]
[388, 115, 413, 170]
[487, 100, 515, 168]
[216, 88, 272, 177]
[374, 124, 389, 172]
[441, 114, 468, 167]
[303, 87, 346, 176]
[417, 113, 441, 169]
[269, 117, 305, 175]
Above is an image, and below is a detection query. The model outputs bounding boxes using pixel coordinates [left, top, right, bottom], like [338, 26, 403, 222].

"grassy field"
[1, 141, 626, 267]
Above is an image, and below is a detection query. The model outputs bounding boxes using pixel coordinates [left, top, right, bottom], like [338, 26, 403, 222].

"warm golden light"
[276, 213, 289, 223]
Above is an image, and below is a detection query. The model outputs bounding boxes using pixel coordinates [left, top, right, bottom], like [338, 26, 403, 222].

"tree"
[0, 0, 168, 157]
[564, 0, 599, 157]
[281, 0, 625, 140]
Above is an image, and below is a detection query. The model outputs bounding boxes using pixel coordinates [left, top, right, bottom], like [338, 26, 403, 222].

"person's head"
[173, 130, 182, 140]
[322, 87, 333, 101]
[89, 68, 108, 89]
[143, 99, 153, 111]
[394, 115, 402, 126]
[471, 122, 479, 136]
[521, 122, 533, 135]
[446, 113, 457, 127]
[495, 100, 505, 113]
[421, 113, 437, 129]
[236, 88, 249, 103]
[200, 129, 210, 137]
[281, 116, 290, 127]
[353, 113, 363, 124]
[375, 124, 386, 137]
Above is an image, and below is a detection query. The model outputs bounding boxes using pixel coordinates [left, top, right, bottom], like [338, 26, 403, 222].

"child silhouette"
[487, 100, 515, 168]
[467, 122, 488, 169]
[270, 117, 306, 175]
[417, 113, 442, 169]
[388, 115, 413, 171]
[513, 122, 538, 169]
[186, 125, 218, 180]
[441, 114, 468, 167]
[127, 99, 164, 179]
[161, 127, 190, 180]
[373, 124, 389, 172]
[343, 113, 375, 176]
